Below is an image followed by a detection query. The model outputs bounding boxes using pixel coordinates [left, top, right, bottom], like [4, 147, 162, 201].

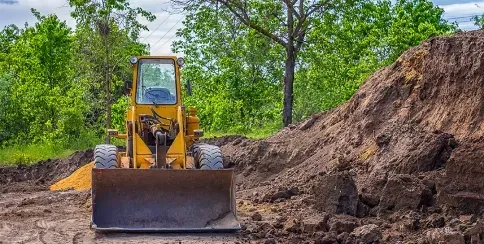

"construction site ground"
[1, 30, 484, 243]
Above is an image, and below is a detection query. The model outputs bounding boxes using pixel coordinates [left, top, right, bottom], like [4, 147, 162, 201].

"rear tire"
[94, 144, 118, 169]
[192, 144, 223, 169]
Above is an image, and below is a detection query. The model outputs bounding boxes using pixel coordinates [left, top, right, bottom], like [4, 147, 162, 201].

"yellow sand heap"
[50, 162, 94, 191]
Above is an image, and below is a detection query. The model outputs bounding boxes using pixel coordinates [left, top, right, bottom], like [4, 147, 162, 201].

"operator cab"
[136, 58, 177, 105]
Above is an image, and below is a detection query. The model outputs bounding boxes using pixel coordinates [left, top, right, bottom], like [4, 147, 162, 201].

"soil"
[1, 30, 484, 243]
[0, 150, 93, 193]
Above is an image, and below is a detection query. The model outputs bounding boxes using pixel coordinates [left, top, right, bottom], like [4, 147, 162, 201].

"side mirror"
[184, 80, 192, 96]
[124, 80, 132, 95]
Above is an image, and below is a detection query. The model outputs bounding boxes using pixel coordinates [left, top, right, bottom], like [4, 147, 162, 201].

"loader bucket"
[91, 168, 240, 232]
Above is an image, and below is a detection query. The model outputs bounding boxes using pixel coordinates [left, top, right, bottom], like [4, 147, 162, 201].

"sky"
[0, 0, 483, 56]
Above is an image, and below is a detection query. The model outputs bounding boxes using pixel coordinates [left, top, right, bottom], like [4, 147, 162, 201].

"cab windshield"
[136, 59, 177, 105]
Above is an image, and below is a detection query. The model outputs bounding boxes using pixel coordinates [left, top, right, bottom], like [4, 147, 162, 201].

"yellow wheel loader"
[90, 56, 240, 232]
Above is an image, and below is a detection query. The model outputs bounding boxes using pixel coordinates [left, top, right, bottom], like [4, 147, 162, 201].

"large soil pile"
[215, 30, 484, 243]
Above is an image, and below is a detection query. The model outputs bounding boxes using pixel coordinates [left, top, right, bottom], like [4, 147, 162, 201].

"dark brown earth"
[0, 150, 93, 193]
[1, 30, 484, 243]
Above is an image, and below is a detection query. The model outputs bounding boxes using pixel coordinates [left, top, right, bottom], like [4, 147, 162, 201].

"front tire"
[94, 144, 118, 169]
[192, 144, 223, 169]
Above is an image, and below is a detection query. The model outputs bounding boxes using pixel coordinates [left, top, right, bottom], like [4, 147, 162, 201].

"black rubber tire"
[94, 144, 118, 169]
[192, 144, 224, 169]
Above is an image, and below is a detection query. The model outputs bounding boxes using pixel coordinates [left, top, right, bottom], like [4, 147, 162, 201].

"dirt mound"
[0, 150, 93, 193]
[50, 162, 94, 191]
[217, 30, 484, 242]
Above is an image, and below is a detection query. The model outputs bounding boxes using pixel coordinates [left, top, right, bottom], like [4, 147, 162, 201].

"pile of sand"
[50, 162, 93, 191]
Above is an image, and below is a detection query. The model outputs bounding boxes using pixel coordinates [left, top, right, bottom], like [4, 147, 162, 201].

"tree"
[174, 0, 336, 126]
[0, 10, 89, 144]
[473, 14, 484, 29]
[173, 4, 283, 133]
[68, 0, 155, 142]
[174, 0, 455, 132]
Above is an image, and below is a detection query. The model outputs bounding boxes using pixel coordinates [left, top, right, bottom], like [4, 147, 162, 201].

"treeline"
[0, 1, 153, 149]
[174, 0, 456, 133]
[0, 0, 463, 154]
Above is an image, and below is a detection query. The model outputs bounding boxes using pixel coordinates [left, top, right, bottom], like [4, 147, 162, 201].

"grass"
[0, 132, 102, 166]
[0, 144, 76, 166]
[0, 125, 280, 166]
[205, 125, 280, 140]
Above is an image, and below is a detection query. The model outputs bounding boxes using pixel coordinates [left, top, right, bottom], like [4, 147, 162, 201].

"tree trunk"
[283, 3, 295, 127]
[282, 48, 296, 127]
[104, 21, 111, 144]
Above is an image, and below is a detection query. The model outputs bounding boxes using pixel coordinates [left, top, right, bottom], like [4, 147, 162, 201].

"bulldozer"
[90, 56, 240, 232]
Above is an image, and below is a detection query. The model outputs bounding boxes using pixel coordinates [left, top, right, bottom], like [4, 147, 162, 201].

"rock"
[424, 213, 445, 228]
[437, 142, 484, 215]
[368, 206, 379, 217]
[337, 232, 349, 243]
[360, 193, 380, 208]
[464, 220, 484, 243]
[399, 211, 421, 231]
[356, 201, 370, 218]
[351, 224, 382, 244]
[329, 219, 358, 234]
[312, 171, 358, 215]
[262, 187, 299, 203]
[459, 215, 476, 224]
[316, 232, 337, 244]
[264, 238, 276, 244]
[376, 133, 391, 147]
[299, 116, 317, 131]
[426, 227, 465, 244]
[303, 215, 329, 233]
[284, 217, 303, 233]
[379, 174, 432, 213]
[251, 212, 262, 221]
[273, 216, 286, 229]
[448, 218, 462, 228]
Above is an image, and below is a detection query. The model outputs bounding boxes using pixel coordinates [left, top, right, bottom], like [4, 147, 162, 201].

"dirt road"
[0, 191, 241, 244]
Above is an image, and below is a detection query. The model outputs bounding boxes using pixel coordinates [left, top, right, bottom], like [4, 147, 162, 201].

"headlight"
[177, 57, 185, 67]
[129, 56, 138, 65]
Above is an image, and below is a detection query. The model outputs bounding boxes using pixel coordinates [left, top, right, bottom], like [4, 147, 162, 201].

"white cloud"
[437, 1, 483, 30]
[0, 0, 74, 28]
[441, 1, 484, 17]
[0, 0, 185, 56]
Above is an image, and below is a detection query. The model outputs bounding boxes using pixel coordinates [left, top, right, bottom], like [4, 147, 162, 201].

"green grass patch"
[0, 124, 279, 166]
[0, 131, 102, 166]
[205, 124, 280, 139]
[0, 144, 75, 166]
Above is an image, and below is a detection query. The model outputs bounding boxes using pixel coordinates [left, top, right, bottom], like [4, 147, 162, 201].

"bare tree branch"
[273, 13, 288, 26]
[307, 0, 330, 16]
[293, 0, 329, 38]
[217, 0, 287, 46]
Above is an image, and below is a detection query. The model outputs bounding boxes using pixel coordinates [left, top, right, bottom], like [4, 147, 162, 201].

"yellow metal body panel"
[121, 56, 201, 169]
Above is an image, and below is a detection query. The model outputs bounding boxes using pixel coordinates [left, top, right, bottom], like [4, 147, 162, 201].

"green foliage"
[174, 5, 284, 133]
[176, 0, 455, 129]
[111, 95, 130, 133]
[0, 11, 87, 144]
[473, 14, 484, 29]
[0, 4, 153, 164]
[0, 0, 457, 164]
[0, 131, 101, 166]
